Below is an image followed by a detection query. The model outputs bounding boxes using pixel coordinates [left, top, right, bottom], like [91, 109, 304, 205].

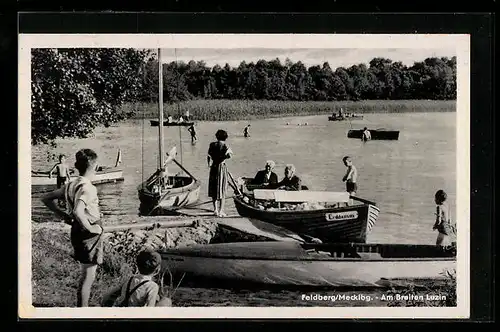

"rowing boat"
[347, 129, 400, 140]
[160, 241, 456, 288]
[31, 149, 124, 194]
[328, 115, 364, 121]
[150, 120, 194, 127]
[232, 185, 380, 243]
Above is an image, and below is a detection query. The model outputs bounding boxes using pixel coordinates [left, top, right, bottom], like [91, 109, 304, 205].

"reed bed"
[124, 99, 456, 122]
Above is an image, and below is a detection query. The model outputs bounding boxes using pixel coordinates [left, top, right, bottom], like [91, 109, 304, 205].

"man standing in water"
[187, 123, 198, 144]
[243, 124, 251, 138]
[361, 127, 371, 142]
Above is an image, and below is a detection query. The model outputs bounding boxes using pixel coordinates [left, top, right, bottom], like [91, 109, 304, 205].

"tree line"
[139, 56, 457, 103]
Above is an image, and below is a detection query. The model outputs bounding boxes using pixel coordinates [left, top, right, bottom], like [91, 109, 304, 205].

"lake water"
[31, 112, 456, 306]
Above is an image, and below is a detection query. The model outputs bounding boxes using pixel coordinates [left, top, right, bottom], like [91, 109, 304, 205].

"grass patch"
[123, 99, 456, 121]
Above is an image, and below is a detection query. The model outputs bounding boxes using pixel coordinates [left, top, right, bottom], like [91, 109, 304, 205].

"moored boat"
[160, 241, 456, 288]
[150, 120, 194, 127]
[231, 185, 380, 243]
[31, 149, 124, 194]
[138, 48, 200, 216]
[348, 129, 400, 140]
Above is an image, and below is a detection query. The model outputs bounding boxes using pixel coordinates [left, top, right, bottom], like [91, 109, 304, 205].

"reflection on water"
[30, 112, 456, 305]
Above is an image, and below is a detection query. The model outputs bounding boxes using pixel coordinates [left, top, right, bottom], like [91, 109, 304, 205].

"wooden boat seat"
[253, 189, 350, 203]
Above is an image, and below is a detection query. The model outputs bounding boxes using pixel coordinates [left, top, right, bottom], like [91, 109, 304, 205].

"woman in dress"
[207, 129, 233, 217]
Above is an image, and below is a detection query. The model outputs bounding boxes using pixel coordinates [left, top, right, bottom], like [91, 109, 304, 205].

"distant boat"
[347, 129, 400, 140]
[150, 120, 194, 127]
[31, 149, 124, 194]
[160, 241, 456, 288]
[232, 186, 380, 243]
[138, 48, 200, 216]
[328, 114, 364, 121]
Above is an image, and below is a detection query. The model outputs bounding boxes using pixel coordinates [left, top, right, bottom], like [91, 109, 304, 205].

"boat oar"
[227, 170, 242, 196]
[171, 158, 198, 182]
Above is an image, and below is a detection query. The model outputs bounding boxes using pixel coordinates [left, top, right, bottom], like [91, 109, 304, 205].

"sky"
[159, 48, 456, 69]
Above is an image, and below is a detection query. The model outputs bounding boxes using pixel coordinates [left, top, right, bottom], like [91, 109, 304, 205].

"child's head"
[59, 154, 66, 162]
[136, 250, 162, 276]
[215, 129, 228, 141]
[74, 149, 98, 176]
[435, 190, 447, 205]
[343, 156, 352, 166]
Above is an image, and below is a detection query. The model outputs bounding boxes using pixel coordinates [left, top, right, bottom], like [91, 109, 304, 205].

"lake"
[30, 111, 456, 306]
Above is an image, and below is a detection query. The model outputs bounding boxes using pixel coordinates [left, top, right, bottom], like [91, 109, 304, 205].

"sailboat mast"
[158, 48, 165, 170]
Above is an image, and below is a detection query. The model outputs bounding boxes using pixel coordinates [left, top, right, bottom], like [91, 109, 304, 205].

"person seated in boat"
[101, 250, 172, 307]
[167, 115, 173, 123]
[338, 108, 344, 119]
[179, 116, 184, 123]
[184, 110, 190, 121]
[361, 127, 371, 141]
[271, 164, 302, 191]
[250, 160, 279, 187]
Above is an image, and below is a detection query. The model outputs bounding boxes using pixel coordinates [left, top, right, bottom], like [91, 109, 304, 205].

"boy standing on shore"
[342, 156, 358, 196]
[433, 189, 453, 246]
[49, 154, 72, 189]
[42, 149, 104, 307]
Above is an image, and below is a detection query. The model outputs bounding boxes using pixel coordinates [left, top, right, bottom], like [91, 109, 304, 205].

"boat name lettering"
[325, 211, 358, 221]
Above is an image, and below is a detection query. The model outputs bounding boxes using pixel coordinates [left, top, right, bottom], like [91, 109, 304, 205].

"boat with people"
[150, 119, 194, 127]
[328, 114, 364, 121]
[231, 180, 380, 243]
[138, 48, 200, 216]
[160, 241, 456, 288]
[31, 149, 124, 194]
[347, 128, 400, 140]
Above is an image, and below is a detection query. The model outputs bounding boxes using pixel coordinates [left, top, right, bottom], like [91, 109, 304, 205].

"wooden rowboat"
[150, 120, 194, 127]
[232, 187, 380, 243]
[31, 149, 124, 194]
[347, 129, 400, 140]
[328, 114, 364, 121]
[160, 241, 456, 288]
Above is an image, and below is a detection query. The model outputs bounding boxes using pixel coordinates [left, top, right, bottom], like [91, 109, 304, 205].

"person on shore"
[250, 160, 279, 187]
[338, 108, 344, 119]
[102, 250, 172, 307]
[342, 156, 358, 196]
[49, 154, 72, 189]
[187, 123, 198, 144]
[433, 189, 453, 246]
[184, 110, 190, 122]
[361, 127, 371, 142]
[42, 149, 104, 307]
[207, 129, 233, 217]
[273, 164, 302, 191]
[243, 124, 251, 138]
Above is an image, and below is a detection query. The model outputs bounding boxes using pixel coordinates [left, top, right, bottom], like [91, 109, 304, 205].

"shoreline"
[123, 99, 456, 122]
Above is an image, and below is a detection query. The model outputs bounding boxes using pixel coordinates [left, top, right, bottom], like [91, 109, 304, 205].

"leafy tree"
[31, 48, 150, 145]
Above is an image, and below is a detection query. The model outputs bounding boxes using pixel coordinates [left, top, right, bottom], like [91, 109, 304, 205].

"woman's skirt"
[208, 163, 228, 200]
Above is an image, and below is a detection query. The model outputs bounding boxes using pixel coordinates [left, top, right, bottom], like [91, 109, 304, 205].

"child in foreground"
[102, 250, 172, 307]
[42, 148, 103, 307]
[433, 189, 453, 246]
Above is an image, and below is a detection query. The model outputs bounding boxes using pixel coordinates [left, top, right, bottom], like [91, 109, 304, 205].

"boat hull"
[150, 120, 194, 127]
[31, 168, 124, 193]
[233, 195, 379, 243]
[138, 175, 201, 215]
[328, 115, 364, 121]
[160, 242, 456, 288]
[348, 129, 400, 140]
